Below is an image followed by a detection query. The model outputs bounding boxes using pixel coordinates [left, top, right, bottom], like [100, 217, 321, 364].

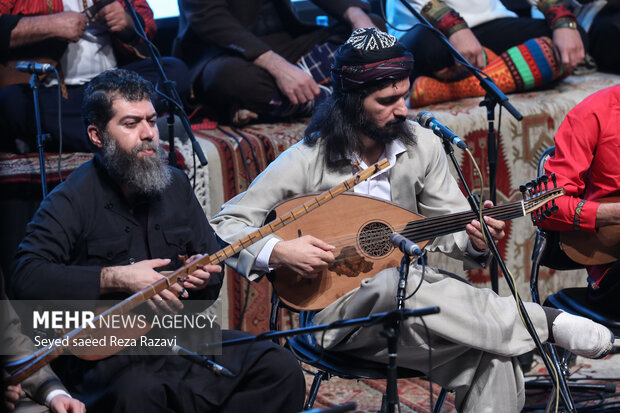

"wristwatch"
[553, 20, 578, 30]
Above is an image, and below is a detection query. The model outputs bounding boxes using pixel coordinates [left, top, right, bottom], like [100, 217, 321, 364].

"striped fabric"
[502, 37, 562, 91]
[411, 37, 564, 107]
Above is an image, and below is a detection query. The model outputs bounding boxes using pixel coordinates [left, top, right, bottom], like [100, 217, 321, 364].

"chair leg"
[304, 370, 328, 410]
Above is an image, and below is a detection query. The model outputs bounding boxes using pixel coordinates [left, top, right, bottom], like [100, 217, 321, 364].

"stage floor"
[303, 351, 620, 412]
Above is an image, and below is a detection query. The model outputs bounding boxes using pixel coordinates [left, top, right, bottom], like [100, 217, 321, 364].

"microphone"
[15, 61, 55, 75]
[171, 344, 234, 377]
[416, 111, 468, 150]
[389, 232, 422, 256]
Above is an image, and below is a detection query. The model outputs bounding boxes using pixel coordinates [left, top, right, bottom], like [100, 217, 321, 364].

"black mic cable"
[171, 344, 234, 377]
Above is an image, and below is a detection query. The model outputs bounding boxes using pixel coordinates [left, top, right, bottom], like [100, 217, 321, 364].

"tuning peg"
[550, 173, 557, 188]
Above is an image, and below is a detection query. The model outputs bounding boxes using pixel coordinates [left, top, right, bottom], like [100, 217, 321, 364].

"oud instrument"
[269, 186, 565, 311]
[3, 159, 390, 386]
[560, 196, 620, 265]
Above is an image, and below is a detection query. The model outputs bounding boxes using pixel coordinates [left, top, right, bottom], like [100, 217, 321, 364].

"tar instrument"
[269, 185, 565, 311]
[3, 159, 390, 386]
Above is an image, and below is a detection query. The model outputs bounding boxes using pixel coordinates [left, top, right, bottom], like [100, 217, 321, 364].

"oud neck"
[406, 200, 525, 242]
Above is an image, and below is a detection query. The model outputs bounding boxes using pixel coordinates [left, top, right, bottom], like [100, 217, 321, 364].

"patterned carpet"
[304, 353, 620, 412]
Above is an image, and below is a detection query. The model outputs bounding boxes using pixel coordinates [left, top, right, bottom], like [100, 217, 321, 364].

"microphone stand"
[204, 307, 439, 412]
[121, 0, 207, 167]
[439, 138, 575, 412]
[30, 74, 50, 198]
[380, 252, 411, 413]
[204, 307, 440, 349]
[396, 0, 523, 293]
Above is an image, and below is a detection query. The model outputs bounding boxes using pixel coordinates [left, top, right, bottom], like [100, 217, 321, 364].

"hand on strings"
[4, 384, 24, 411]
[466, 200, 506, 251]
[270, 236, 335, 278]
[179, 254, 220, 292]
[101, 258, 184, 313]
[49, 394, 86, 413]
[448, 28, 486, 69]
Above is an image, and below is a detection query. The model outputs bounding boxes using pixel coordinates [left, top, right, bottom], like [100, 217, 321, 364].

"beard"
[100, 131, 171, 196]
[357, 114, 415, 145]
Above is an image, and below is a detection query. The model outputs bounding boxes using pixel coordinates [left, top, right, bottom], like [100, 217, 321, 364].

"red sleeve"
[0, 0, 16, 14]
[113, 0, 155, 62]
[539, 103, 601, 233]
[127, 0, 155, 40]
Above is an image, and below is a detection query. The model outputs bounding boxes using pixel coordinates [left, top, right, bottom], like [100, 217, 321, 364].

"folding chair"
[269, 293, 447, 412]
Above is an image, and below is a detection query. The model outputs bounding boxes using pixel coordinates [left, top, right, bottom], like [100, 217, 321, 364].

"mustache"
[132, 140, 159, 155]
[385, 115, 407, 127]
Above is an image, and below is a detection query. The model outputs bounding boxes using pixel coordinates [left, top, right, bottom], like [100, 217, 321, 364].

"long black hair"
[304, 78, 415, 168]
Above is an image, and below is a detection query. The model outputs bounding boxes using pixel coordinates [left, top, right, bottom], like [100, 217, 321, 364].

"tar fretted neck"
[5, 159, 390, 386]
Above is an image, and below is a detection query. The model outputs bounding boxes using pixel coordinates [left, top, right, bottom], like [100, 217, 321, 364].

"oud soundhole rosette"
[358, 221, 393, 257]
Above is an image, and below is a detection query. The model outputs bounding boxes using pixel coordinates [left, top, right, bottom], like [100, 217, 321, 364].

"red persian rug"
[304, 353, 620, 412]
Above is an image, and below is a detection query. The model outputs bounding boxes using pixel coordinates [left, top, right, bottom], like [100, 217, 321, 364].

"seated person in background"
[210, 28, 613, 413]
[173, 0, 380, 125]
[0, 0, 190, 154]
[1, 270, 85, 413]
[538, 84, 620, 318]
[386, 0, 588, 106]
[8, 69, 304, 413]
[568, 0, 620, 74]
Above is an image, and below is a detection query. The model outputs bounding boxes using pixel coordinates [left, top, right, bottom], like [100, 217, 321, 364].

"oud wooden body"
[560, 196, 620, 265]
[270, 193, 428, 311]
[269, 186, 566, 310]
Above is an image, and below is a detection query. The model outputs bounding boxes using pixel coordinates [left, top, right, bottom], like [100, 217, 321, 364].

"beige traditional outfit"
[211, 123, 549, 413]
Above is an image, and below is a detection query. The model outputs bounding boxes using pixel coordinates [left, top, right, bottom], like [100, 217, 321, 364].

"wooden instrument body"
[269, 193, 428, 311]
[560, 196, 620, 265]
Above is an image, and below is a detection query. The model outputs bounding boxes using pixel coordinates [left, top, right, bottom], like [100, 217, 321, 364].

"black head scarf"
[331, 28, 414, 92]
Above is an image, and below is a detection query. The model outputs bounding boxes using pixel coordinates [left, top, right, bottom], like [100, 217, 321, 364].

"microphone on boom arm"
[416, 111, 468, 150]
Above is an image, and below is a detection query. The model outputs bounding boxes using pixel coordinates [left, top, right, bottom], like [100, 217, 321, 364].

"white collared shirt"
[46, 0, 117, 86]
[254, 140, 407, 271]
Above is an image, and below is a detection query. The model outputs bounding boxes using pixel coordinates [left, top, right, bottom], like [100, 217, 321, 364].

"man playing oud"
[210, 28, 614, 413]
[538, 84, 620, 318]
